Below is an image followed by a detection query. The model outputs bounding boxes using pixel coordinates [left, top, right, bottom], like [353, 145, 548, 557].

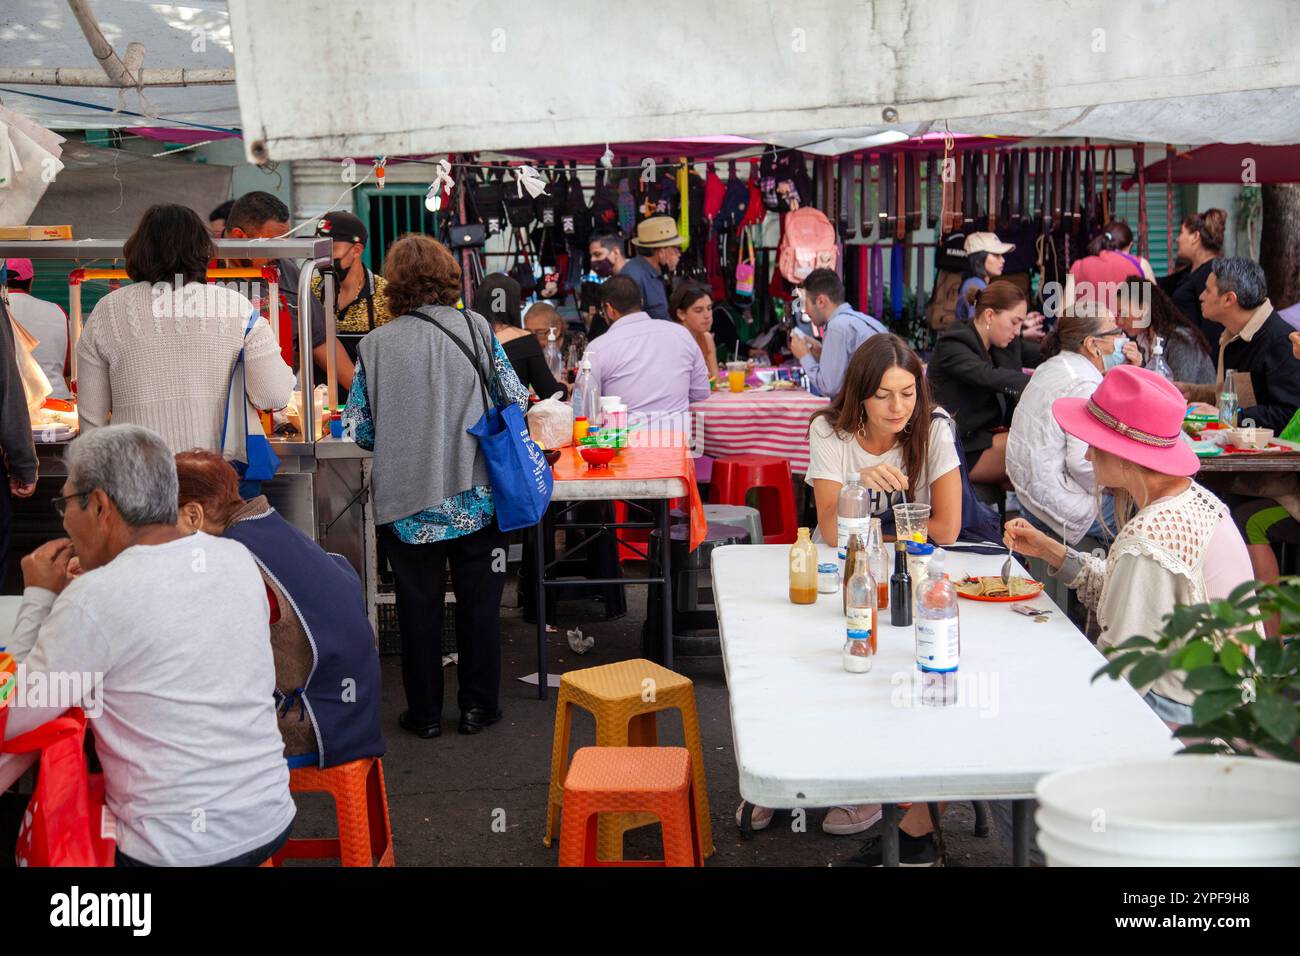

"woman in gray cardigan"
[343, 235, 529, 739]
[1115, 277, 1216, 385]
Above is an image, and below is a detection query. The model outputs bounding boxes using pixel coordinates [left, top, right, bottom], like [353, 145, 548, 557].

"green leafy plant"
[1093, 578, 1300, 762]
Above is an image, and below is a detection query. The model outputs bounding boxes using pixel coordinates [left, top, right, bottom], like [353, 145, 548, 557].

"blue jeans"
[1021, 495, 1118, 544]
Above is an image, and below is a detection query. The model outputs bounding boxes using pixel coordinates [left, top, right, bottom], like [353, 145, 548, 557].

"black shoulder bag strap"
[413, 306, 496, 415]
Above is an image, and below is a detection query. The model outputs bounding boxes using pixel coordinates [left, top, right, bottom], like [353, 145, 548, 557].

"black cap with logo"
[316, 210, 368, 246]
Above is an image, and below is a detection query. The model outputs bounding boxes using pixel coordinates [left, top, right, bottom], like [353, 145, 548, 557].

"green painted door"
[354, 186, 442, 274]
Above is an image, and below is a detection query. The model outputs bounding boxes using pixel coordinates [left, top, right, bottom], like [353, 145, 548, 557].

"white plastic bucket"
[1035, 756, 1300, 866]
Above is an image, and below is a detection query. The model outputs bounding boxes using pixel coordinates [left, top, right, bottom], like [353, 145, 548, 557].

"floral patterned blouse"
[343, 335, 530, 544]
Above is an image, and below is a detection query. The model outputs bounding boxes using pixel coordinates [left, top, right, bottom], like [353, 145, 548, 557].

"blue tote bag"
[416, 307, 553, 532]
[221, 310, 281, 481]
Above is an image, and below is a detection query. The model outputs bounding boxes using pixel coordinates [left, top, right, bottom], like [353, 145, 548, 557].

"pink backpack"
[778, 207, 839, 283]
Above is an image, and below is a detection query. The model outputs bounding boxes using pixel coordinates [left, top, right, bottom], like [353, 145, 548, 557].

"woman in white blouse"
[806, 333, 963, 545]
[77, 204, 296, 454]
[1005, 365, 1258, 727]
[1005, 302, 1125, 547]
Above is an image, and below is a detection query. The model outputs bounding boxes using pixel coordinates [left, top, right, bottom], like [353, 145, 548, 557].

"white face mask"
[1099, 333, 1128, 371]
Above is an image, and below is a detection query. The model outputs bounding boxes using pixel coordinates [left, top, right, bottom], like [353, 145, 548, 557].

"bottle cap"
[895, 539, 908, 551]
[817, 562, 838, 574]
[797, 527, 811, 538]
[905, 542, 936, 556]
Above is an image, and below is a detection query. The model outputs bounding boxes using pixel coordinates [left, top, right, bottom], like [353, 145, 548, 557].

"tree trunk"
[1260, 183, 1300, 309]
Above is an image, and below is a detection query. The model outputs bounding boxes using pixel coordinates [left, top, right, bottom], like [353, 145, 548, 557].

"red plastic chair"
[708, 455, 798, 544]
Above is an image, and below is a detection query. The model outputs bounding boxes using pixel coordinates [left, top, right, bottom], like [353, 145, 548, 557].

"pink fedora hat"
[1053, 365, 1199, 477]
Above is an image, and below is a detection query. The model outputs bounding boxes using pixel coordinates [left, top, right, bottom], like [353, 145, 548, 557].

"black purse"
[447, 222, 487, 249]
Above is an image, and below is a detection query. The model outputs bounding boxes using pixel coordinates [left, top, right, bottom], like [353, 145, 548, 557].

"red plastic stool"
[558, 747, 703, 867]
[614, 498, 684, 563]
[268, 757, 395, 867]
[708, 455, 798, 544]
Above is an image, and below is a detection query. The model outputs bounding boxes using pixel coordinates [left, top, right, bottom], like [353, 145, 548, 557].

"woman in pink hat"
[1003, 364, 1257, 725]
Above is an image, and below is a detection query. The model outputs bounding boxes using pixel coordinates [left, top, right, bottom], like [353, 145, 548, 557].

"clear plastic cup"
[892, 502, 931, 543]
[726, 361, 747, 393]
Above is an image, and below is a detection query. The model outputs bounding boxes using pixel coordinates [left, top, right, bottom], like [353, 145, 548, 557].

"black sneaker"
[832, 830, 941, 867]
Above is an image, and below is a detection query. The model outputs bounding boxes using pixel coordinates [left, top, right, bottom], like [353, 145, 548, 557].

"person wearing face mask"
[788, 268, 887, 398]
[310, 211, 393, 365]
[617, 216, 682, 321]
[1005, 365, 1259, 728]
[928, 281, 1043, 487]
[1006, 302, 1125, 552]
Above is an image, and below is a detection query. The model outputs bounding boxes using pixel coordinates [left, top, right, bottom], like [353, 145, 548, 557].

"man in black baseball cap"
[312, 210, 393, 365]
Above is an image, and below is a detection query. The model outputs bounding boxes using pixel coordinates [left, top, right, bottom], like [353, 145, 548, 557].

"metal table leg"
[1012, 799, 1031, 866]
[881, 803, 901, 867]
[534, 508, 549, 701]
[659, 498, 673, 669]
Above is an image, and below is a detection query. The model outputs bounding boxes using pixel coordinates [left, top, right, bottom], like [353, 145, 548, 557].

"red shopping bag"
[2, 708, 116, 867]
[0, 652, 16, 743]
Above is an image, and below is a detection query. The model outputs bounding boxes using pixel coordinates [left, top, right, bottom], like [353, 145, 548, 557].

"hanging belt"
[1165, 144, 1175, 273]
[890, 241, 904, 324]
[870, 244, 885, 320]
[858, 243, 870, 315]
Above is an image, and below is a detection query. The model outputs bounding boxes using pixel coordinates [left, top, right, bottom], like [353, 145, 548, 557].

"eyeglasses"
[52, 488, 93, 517]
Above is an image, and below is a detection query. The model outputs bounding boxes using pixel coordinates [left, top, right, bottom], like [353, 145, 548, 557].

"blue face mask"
[1101, 333, 1128, 372]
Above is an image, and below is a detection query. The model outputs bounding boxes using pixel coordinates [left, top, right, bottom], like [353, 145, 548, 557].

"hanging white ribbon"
[425, 158, 455, 211]
[514, 164, 548, 199]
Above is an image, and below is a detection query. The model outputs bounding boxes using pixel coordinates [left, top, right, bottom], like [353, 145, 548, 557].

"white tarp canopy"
[228, 0, 1300, 162]
[0, 0, 240, 132]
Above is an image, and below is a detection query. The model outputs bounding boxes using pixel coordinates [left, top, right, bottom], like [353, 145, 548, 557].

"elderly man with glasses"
[1, 425, 295, 867]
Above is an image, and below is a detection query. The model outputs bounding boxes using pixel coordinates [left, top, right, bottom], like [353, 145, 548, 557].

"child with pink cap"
[1004, 364, 1259, 726]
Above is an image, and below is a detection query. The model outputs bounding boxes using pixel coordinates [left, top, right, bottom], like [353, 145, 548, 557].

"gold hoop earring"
[857, 422, 868, 438]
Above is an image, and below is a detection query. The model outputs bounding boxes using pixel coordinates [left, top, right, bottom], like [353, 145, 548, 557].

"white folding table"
[712, 544, 1178, 865]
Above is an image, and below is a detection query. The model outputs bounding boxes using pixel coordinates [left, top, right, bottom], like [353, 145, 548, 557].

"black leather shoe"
[399, 710, 441, 739]
[458, 707, 503, 735]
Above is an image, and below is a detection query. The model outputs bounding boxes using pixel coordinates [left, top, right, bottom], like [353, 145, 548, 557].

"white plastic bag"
[527, 391, 573, 449]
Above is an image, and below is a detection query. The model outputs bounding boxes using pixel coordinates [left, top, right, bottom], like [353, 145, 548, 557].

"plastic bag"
[7, 309, 51, 413]
[526, 392, 573, 450]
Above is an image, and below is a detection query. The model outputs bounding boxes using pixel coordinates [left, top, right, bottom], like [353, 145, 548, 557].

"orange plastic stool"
[708, 455, 798, 543]
[543, 659, 713, 861]
[268, 757, 395, 867]
[558, 747, 703, 867]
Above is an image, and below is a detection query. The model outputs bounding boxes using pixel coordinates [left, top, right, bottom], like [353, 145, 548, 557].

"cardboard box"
[0, 225, 73, 240]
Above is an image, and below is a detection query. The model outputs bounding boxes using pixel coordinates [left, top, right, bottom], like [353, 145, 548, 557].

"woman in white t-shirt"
[737, 335, 963, 853]
[807, 333, 963, 546]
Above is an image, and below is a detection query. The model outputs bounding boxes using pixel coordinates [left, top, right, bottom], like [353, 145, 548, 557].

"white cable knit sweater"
[76, 281, 296, 453]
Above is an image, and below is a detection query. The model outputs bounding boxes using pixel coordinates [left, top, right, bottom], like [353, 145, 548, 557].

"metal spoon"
[1001, 548, 1015, 586]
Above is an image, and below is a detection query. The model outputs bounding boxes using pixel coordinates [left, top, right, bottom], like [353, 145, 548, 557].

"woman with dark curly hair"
[343, 233, 529, 740]
[1113, 276, 1215, 384]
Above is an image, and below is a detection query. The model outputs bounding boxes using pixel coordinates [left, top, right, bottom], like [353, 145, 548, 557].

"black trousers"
[382, 521, 507, 722]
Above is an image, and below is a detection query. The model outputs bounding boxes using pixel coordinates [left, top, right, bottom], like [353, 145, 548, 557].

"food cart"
[0, 237, 375, 612]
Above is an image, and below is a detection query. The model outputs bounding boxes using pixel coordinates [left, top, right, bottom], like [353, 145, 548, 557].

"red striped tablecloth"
[689, 388, 828, 473]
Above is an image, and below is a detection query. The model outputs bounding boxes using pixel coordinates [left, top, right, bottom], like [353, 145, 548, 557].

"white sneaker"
[735, 801, 775, 831]
[822, 804, 883, 836]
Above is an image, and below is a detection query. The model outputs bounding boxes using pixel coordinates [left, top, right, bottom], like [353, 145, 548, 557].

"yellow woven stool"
[543, 659, 713, 860]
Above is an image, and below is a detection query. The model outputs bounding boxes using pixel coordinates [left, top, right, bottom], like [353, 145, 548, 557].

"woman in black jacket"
[474, 274, 566, 399]
[927, 280, 1041, 485]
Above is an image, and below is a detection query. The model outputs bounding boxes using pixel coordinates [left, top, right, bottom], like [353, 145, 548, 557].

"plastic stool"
[543, 659, 713, 860]
[558, 747, 703, 867]
[701, 504, 763, 548]
[709, 455, 798, 544]
[268, 757, 395, 867]
[613, 498, 684, 564]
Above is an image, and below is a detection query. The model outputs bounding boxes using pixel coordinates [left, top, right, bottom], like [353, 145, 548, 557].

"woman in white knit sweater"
[1004, 365, 1257, 726]
[77, 205, 296, 454]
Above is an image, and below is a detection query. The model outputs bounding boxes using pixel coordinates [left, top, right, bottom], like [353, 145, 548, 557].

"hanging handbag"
[4, 708, 116, 867]
[734, 229, 756, 300]
[414, 307, 552, 532]
[221, 310, 281, 482]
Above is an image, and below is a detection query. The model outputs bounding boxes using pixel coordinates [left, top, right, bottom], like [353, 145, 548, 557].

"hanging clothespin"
[373, 156, 387, 189]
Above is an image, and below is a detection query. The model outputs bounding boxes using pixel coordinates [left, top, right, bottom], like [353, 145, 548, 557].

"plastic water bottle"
[1148, 335, 1173, 381]
[571, 357, 600, 419]
[843, 548, 876, 673]
[544, 328, 564, 381]
[914, 549, 959, 706]
[836, 474, 872, 560]
[1219, 369, 1239, 428]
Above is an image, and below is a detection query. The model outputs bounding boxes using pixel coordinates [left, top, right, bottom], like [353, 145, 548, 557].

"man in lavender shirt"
[584, 275, 712, 424]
